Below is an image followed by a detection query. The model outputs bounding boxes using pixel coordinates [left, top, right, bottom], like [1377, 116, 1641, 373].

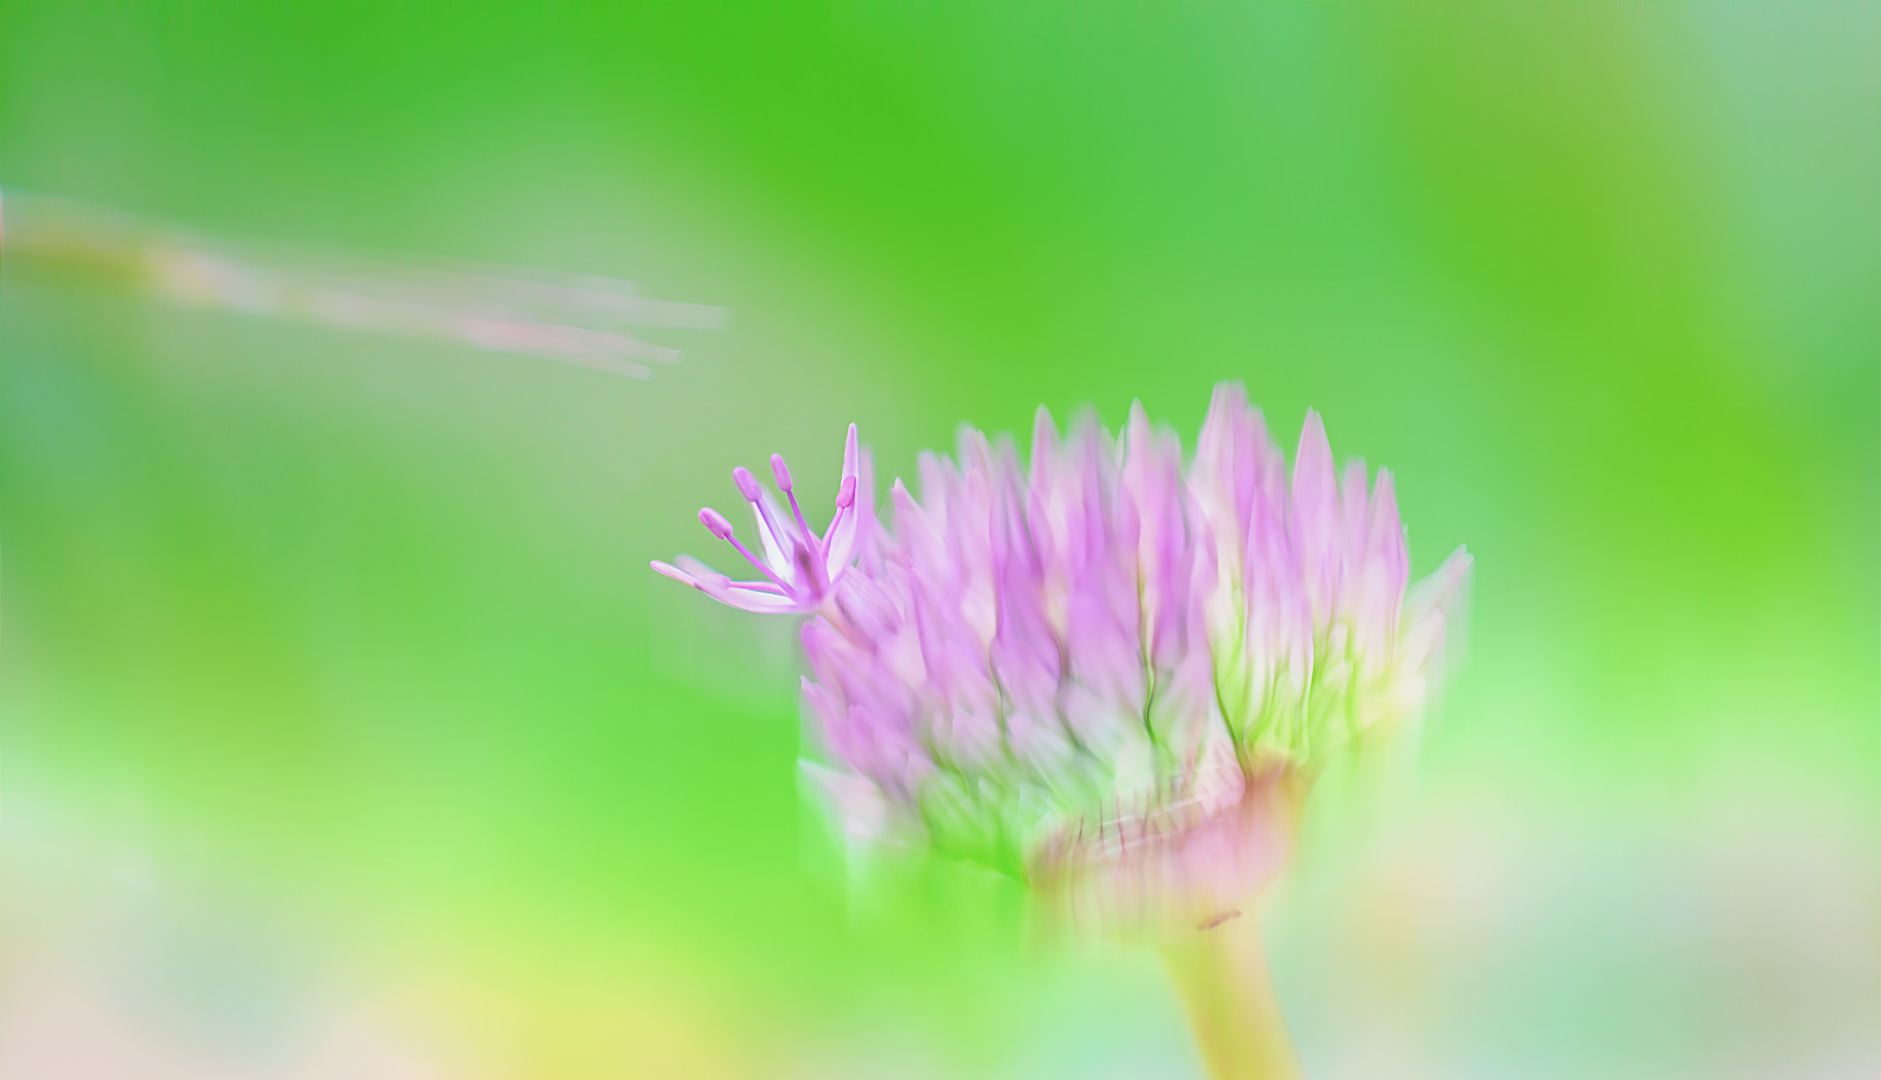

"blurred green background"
[3, 4, 1877, 1077]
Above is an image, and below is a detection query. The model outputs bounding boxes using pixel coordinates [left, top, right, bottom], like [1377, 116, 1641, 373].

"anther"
[732, 466, 762, 502]
[771, 453, 793, 491]
[698, 507, 735, 540]
[837, 475, 857, 509]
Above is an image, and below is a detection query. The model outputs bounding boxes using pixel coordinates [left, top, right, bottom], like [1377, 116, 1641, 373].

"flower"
[653, 385, 1470, 938]
[650, 423, 871, 614]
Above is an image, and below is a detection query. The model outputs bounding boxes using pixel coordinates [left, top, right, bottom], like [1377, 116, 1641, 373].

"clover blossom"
[653, 385, 1469, 938]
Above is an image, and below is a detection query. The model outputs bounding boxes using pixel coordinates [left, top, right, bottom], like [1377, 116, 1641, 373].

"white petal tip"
[650, 559, 696, 586]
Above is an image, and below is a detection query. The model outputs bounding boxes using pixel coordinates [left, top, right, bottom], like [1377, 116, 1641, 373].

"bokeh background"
[3, 4, 1878, 1077]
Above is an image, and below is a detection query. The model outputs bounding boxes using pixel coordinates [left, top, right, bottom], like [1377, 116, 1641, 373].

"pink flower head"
[654, 386, 1470, 939]
[651, 423, 872, 614]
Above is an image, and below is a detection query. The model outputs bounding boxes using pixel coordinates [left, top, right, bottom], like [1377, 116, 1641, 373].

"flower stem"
[1160, 915, 1300, 1080]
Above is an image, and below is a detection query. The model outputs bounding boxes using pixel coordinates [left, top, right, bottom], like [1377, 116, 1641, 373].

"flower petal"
[701, 579, 804, 614]
[800, 760, 892, 842]
[649, 559, 699, 586]
[753, 490, 797, 584]
[1292, 409, 1340, 628]
[841, 422, 860, 484]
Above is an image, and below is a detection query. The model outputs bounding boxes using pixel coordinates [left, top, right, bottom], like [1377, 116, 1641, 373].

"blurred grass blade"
[0, 188, 727, 378]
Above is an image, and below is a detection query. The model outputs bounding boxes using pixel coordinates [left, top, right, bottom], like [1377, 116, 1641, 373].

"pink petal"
[1292, 409, 1341, 627]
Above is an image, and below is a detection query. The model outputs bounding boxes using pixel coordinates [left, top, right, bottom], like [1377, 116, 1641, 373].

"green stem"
[1160, 915, 1300, 1080]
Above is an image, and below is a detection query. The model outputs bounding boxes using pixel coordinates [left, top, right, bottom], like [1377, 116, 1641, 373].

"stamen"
[698, 507, 735, 539]
[818, 502, 850, 559]
[733, 466, 763, 502]
[699, 507, 793, 592]
[822, 467, 860, 555]
[775, 451, 825, 579]
[736, 465, 795, 571]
